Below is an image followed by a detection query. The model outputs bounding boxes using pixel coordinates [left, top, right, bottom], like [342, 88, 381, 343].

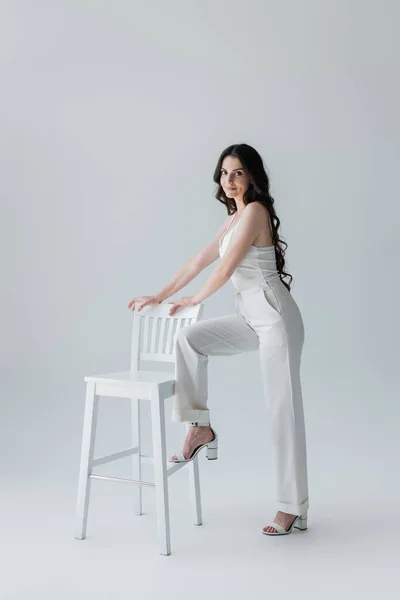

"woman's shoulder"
[245, 200, 267, 214]
[242, 201, 269, 222]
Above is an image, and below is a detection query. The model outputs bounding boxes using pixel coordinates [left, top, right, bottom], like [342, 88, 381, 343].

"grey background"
[1, 1, 398, 597]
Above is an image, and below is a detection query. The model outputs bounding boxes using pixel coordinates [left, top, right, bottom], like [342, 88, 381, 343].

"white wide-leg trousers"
[171, 281, 310, 516]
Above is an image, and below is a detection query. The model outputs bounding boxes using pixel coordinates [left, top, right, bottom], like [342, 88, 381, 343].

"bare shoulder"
[242, 202, 271, 245]
[242, 201, 269, 228]
[244, 201, 267, 219]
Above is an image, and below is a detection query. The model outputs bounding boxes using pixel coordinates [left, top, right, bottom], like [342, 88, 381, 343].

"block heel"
[294, 513, 307, 531]
[168, 425, 218, 464]
[205, 436, 218, 460]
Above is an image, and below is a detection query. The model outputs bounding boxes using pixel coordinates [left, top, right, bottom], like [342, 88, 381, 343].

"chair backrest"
[130, 302, 204, 371]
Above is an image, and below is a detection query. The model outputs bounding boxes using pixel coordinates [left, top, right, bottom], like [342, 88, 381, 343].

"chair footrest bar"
[92, 446, 138, 467]
[167, 463, 187, 476]
[89, 474, 155, 487]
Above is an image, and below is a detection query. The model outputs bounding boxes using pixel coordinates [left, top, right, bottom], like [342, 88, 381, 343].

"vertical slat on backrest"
[180, 318, 189, 337]
[165, 318, 176, 354]
[172, 318, 181, 353]
[143, 315, 150, 353]
[130, 311, 142, 371]
[149, 316, 159, 353]
[172, 319, 183, 354]
[171, 317, 184, 352]
[171, 317, 184, 360]
[158, 316, 167, 354]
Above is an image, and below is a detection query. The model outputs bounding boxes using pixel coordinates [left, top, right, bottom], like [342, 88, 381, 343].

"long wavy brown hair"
[213, 143, 293, 292]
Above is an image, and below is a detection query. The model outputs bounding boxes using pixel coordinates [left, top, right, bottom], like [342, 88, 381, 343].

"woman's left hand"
[168, 296, 199, 316]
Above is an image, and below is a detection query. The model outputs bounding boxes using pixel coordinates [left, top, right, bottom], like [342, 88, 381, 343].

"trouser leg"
[258, 330, 309, 516]
[171, 313, 259, 424]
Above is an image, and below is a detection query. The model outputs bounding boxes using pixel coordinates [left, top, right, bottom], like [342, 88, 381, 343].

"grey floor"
[2, 459, 397, 600]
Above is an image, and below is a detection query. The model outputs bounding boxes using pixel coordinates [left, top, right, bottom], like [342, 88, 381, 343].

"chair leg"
[131, 396, 142, 515]
[150, 390, 171, 556]
[185, 422, 203, 526]
[74, 381, 99, 540]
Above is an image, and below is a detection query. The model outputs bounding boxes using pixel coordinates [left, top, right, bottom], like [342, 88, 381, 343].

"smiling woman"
[214, 146, 293, 291]
[128, 142, 310, 537]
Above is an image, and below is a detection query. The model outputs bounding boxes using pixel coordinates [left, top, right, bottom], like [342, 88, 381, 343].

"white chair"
[74, 301, 204, 556]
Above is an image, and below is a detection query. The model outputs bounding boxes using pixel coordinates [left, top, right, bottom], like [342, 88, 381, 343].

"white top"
[218, 213, 280, 291]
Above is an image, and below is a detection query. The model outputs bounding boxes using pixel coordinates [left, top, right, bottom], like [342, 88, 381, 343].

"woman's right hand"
[127, 295, 161, 312]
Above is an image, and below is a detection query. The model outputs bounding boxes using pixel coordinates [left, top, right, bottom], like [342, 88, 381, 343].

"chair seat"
[85, 369, 174, 385]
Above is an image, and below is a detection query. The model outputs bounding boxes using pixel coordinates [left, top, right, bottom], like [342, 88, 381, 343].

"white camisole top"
[218, 212, 281, 291]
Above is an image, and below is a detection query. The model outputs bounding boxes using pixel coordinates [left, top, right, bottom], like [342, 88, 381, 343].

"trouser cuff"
[275, 496, 309, 516]
[171, 408, 210, 425]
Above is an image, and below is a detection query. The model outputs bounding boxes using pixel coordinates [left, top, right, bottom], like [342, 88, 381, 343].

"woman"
[127, 143, 310, 537]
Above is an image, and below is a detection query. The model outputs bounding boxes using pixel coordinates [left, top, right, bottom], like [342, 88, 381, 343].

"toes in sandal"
[261, 512, 308, 536]
[168, 425, 218, 464]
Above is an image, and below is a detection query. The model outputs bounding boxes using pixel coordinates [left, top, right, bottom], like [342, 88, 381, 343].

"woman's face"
[220, 155, 250, 201]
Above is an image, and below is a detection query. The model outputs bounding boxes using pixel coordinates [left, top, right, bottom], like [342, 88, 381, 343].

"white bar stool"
[74, 301, 204, 556]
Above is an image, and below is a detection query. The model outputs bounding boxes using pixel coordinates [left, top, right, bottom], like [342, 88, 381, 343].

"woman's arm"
[155, 216, 232, 302]
[192, 203, 263, 304]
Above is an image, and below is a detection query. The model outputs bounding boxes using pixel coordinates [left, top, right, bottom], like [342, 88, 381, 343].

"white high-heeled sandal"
[168, 423, 218, 463]
[261, 511, 308, 536]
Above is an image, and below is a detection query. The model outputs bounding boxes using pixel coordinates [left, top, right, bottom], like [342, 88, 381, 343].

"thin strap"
[220, 212, 239, 246]
[225, 212, 239, 235]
